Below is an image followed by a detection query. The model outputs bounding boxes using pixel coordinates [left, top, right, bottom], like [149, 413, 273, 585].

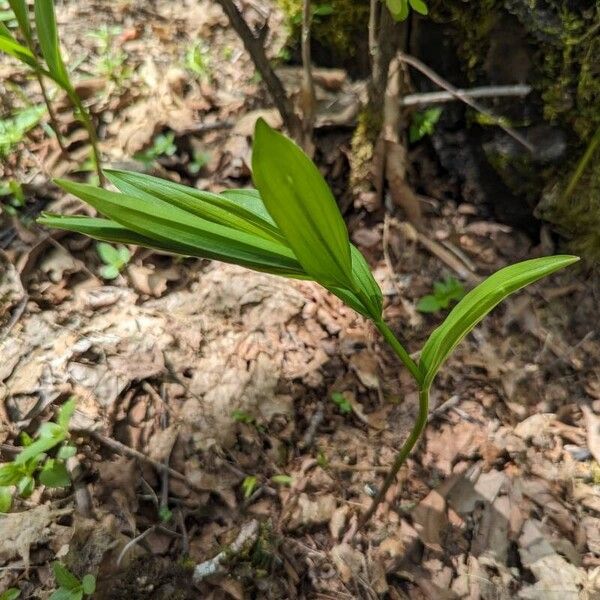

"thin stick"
[193, 520, 259, 582]
[300, 0, 315, 151]
[214, 0, 302, 140]
[400, 84, 532, 106]
[34, 70, 68, 154]
[117, 526, 155, 567]
[358, 387, 429, 528]
[397, 52, 534, 152]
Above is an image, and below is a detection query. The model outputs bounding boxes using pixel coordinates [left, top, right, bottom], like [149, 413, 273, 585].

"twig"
[34, 70, 69, 154]
[328, 462, 390, 473]
[193, 520, 259, 582]
[397, 52, 534, 152]
[300, 402, 324, 449]
[214, 0, 302, 140]
[117, 526, 155, 567]
[300, 0, 315, 153]
[400, 84, 532, 106]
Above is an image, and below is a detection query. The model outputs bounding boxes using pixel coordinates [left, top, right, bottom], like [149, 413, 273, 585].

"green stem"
[34, 68, 68, 154]
[563, 127, 600, 202]
[358, 386, 429, 528]
[67, 91, 105, 187]
[374, 318, 423, 384]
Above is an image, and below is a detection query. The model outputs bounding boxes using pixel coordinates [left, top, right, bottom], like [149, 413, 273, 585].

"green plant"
[0, 179, 26, 217]
[385, 0, 428, 21]
[87, 25, 130, 84]
[96, 241, 131, 279]
[0, 589, 20, 600]
[38, 120, 578, 525]
[0, 0, 103, 182]
[271, 474, 293, 486]
[50, 562, 96, 600]
[184, 41, 211, 80]
[0, 103, 46, 158]
[330, 391, 353, 415]
[417, 275, 465, 313]
[242, 475, 258, 498]
[0, 398, 76, 512]
[409, 106, 442, 143]
[134, 132, 177, 167]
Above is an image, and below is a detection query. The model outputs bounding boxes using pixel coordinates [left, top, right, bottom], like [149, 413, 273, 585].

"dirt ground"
[1, 1, 600, 599]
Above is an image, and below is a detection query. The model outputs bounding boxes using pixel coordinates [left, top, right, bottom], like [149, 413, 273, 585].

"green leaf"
[117, 246, 131, 265]
[242, 475, 258, 498]
[0, 29, 37, 68]
[96, 241, 121, 266]
[17, 475, 34, 497]
[330, 392, 353, 414]
[0, 588, 21, 600]
[252, 118, 353, 289]
[39, 459, 70, 487]
[38, 421, 64, 439]
[105, 170, 286, 245]
[34, 0, 70, 88]
[81, 575, 96, 596]
[57, 444, 77, 460]
[0, 486, 13, 513]
[386, 0, 409, 21]
[419, 255, 579, 387]
[98, 264, 119, 279]
[45, 179, 307, 279]
[416, 295, 441, 313]
[57, 397, 76, 432]
[52, 562, 81, 591]
[271, 474, 292, 485]
[49, 590, 82, 600]
[7, 0, 32, 42]
[15, 426, 64, 464]
[0, 463, 22, 486]
[408, 0, 428, 15]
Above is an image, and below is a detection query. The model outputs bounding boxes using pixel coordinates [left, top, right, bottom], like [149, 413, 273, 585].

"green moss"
[349, 108, 381, 191]
[276, 0, 369, 57]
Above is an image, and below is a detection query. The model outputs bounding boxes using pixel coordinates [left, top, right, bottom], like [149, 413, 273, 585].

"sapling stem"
[358, 386, 429, 528]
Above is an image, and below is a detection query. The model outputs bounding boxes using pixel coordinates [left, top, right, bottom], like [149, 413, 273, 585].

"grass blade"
[8, 0, 32, 43]
[0, 23, 37, 68]
[419, 255, 579, 387]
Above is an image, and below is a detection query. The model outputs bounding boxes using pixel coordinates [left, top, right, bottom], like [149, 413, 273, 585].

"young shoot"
[38, 119, 579, 527]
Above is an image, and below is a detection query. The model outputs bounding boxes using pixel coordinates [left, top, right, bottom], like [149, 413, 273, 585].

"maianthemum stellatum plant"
[39, 119, 579, 525]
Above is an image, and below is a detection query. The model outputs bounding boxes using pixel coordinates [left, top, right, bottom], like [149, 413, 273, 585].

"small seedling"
[385, 0, 428, 21]
[417, 276, 465, 313]
[184, 41, 211, 80]
[0, 589, 20, 600]
[0, 398, 77, 512]
[50, 562, 95, 600]
[232, 409, 255, 425]
[330, 391, 353, 415]
[87, 25, 129, 84]
[242, 475, 258, 498]
[409, 106, 442, 143]
[96, 241, 131, 279]
[0, 179, 25, 217]
[39, 119, 579, 527]
[134, 132, 177, 167]
[188, 149, 210, 175]
[0, 104, 46, 158]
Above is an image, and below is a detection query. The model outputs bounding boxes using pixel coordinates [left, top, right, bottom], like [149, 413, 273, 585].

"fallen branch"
[397, 52, 534, 152]
[214, 0, 302, 140]
[400, 84, 532, 106]
[193, 520, 259, 582]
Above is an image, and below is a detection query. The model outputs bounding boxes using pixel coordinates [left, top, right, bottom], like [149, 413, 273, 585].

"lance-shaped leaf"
[34, 0, 70, 89]
[105, 169, 286, 245]
[8, 0, 32, 43]
[43, 179, 309, 279]
[419, 255, 579, 387]
[0, 22, 37, 68]
[252, 118, 353, 289]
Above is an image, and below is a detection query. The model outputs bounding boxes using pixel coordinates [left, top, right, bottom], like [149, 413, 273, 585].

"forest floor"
[1, 1, 600, 599]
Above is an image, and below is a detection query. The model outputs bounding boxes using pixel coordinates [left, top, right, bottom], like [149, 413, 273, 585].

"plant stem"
[374, 318, 422, 384]
[67, 91, 105, 186]
[562, 126, 600, 202]
[358, 386, 429, 528]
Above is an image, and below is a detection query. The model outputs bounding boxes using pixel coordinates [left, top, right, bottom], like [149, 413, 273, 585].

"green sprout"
[409, 106, 442, 143]
[330, 391, 353, 415]
[134, 132, 177, 167]
[385, 0, 428, 21]
[417, 276, 465, 313]
[184, 41, 211, 80]
[242, 475, 258, 498]
[38, 119, 579, 526]
[0, 398, 77, 512]
[50, 562, 96, 600]
[96, 241, 131, 279]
